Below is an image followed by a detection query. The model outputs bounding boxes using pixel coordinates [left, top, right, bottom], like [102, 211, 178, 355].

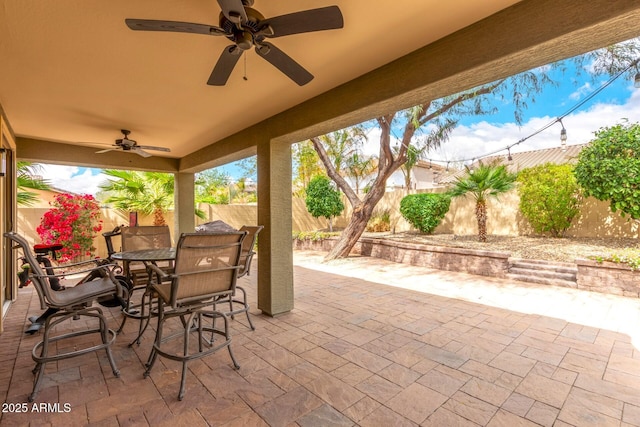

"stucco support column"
[257, 138, 293, 316]
[174, 172, 195, 240]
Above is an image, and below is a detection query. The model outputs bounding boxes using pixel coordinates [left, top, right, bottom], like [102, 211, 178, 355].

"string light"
[419, 57, 640, 167]
[559, 118, 567, 151]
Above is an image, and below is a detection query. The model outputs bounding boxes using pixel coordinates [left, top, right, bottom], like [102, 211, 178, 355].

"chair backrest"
[102, 226, 122, 258]
[237, 225, 264, 277]
[5, 232, 56, 309]
[168, 232, 246, 308]
[121, 226, 172, 251]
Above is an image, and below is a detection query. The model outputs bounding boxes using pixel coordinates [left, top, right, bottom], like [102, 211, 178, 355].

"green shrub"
[574, 122, 640, 219]
[591, 248, 640, 271]
[517, 163, 582, 237]
[399, 193, 451, 233]
[305, 176, 344, 232]
[292, 231, 339, 241]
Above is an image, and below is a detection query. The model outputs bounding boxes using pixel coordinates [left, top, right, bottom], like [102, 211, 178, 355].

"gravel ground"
[368, 232, 640, 263]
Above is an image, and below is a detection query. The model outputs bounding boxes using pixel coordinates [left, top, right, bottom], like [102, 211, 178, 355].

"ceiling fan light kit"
[125, 0, 343, 86]
[95, 129, 171, 158]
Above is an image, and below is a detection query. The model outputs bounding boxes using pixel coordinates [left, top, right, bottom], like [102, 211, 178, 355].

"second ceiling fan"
[125, 0, 344, 86]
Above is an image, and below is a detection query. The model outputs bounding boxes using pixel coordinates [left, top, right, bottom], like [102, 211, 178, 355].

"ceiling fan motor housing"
[220, 7, 267, 50]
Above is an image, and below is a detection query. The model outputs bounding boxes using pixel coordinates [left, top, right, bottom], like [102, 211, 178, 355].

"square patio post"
[174, 172, 195, 239]
[257, 138, 294, 315]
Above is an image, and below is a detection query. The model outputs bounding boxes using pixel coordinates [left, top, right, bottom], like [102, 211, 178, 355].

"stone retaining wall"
[576, 259, 640, 297]
[294, 237, 511, 278]
[295, 238, 640, 298]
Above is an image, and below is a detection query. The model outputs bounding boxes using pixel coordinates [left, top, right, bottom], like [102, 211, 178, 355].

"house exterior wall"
[1, 110, 17, 333]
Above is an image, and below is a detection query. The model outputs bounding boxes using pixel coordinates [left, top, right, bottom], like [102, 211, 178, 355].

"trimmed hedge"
[400, 193, 451, 233]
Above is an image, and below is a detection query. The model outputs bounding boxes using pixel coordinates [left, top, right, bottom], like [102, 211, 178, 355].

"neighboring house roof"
[437, 143, 586, 184]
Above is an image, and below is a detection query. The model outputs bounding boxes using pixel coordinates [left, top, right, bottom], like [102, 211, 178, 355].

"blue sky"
[39, 52, 640, 195]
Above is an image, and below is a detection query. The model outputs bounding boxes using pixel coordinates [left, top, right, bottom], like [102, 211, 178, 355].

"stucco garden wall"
[17, 186, 638, 261]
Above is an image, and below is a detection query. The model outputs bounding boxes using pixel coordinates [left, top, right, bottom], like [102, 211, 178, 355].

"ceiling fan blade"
[217, 0, 248, 24]
[261, 6, 343, 38]
[137, 145, 171, 152]
[132, 147, 153, 158]
[95, 148, 116, 154]
[256, 42, 313, 86]
[207, 45, 243, 86]
[125, 19, 226, 36]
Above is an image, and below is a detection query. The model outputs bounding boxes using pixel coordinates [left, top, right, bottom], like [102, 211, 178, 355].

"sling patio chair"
[5, 231, 124, 402]
[217, 224, 263, 330]
[117, 225, 173, 338]
[143, 231, 246, 400]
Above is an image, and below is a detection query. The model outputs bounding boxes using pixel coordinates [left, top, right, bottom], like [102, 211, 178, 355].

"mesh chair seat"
[4, 231, 123, 402]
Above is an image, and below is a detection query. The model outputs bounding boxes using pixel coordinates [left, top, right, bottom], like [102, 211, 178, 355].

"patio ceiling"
[1, 0, 522, 166]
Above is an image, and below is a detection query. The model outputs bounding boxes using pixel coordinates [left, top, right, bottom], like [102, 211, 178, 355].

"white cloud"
[569, 82, 592, 100]
[39, 164, 107, 196]
[430, 89, 640, 165]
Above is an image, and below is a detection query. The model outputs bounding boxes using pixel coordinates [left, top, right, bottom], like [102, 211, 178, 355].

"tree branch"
[310, 137, 360, 206]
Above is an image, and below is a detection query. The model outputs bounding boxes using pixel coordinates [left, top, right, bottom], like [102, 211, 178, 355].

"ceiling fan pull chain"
[243, 54, 248, 81]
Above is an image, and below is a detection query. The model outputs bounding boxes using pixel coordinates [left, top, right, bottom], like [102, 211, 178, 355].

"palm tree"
[98, 170, 176, 225]
[317, 127, 367, 176]
[17, 161, 51, 206]
[345, 152, 377, 194]
[448, 162, 516, 242]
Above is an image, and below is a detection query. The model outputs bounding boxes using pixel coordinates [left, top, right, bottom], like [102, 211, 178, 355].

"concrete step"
[509, 259, 577, 275]
[506, 273, 577, 289]
[507, 258, 578, 287]
[508, 267, 576, 281]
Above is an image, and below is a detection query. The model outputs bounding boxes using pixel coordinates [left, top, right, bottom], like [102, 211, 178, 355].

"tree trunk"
[475, 200, 487, 242]
[153, 207, 166, 226]
[325, 183, 386, 260]
[325, 203, 374, 259]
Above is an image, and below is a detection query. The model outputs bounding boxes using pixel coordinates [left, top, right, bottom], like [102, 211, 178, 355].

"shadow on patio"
[2, 251, 640, 426]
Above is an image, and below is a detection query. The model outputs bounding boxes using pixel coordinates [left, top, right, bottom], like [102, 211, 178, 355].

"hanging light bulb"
[634, 72, 640, 89]
[559, 119, 567, 151]
[507, 148, 512, 161]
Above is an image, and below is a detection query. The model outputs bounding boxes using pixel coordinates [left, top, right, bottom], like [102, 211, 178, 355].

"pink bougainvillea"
[36, 193, 103, 262]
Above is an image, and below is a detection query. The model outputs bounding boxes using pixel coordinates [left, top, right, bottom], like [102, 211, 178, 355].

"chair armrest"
[147, 263, 173, 282]
[33, 263, 118, 280]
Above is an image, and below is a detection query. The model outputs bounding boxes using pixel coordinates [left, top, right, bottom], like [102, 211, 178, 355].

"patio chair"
[143, 231, 246, 400]
[4, 231, 123, 402]
[218, 225, 263, 330]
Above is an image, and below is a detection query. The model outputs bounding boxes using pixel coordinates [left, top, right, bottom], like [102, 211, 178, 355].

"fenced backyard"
[18, 188, 639, 260]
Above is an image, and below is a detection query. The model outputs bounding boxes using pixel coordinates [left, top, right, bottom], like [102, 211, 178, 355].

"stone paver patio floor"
[2, 250, 640, 426]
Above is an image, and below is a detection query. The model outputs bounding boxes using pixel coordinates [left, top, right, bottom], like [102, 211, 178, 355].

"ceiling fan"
[125, 0, 344, 86]
[95, 130, 171, 158]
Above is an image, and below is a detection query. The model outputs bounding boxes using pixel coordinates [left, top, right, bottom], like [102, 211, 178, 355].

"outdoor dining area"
[2, 232, 640, 426]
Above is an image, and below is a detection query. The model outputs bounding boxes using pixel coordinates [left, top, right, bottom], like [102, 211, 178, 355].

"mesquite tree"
[312, 38, 640, 259]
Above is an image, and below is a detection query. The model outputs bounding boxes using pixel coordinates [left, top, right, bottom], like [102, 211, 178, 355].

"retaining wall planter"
[294, 237, 510, 278]
[576, 258, 640, 297]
